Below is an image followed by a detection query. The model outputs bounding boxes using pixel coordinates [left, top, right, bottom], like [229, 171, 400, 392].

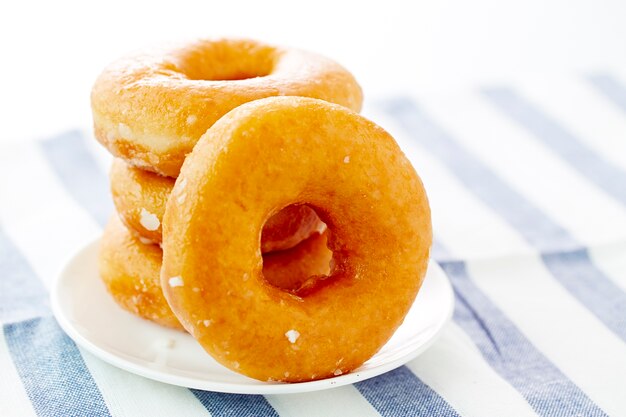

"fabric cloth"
[2, 73, 626, 417]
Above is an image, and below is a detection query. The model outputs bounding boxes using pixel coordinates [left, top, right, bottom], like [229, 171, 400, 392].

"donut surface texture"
[99, 215, 183, 330]
[99, 215, 330, 330]
[161, 96, 432, 382]
[92, 38, 363, 177]
[109, 158, 324, 251]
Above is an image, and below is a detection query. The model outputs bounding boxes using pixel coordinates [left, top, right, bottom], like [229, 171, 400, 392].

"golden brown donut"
[161, 96, 432, 382]
[92, 38, 363, 177]
[99, 215, 330, 330]
[99, 215, 183, 330]
[109, 158, 324, 251]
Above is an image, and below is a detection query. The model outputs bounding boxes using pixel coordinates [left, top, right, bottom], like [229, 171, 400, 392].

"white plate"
[51, 240, 454, 394]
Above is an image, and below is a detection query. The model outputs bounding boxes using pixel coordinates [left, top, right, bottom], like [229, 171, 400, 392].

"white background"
[1, 0, 625, 143]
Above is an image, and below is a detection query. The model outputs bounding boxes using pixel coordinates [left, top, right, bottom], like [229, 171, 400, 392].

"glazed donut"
[99, 215, 182, 330]
[92, 38, 363, 177]
[161, 97, 432, 382]
[99, 215, 330, 330]
[109, 158, 324, 251]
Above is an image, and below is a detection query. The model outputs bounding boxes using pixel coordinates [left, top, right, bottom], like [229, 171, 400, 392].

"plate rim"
[51, 239, 454, 395]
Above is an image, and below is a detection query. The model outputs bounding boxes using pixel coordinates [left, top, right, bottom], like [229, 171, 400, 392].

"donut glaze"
[109, 158, 324, 251]
[92, 38, 363, 177]
[161, 97, 432, 382]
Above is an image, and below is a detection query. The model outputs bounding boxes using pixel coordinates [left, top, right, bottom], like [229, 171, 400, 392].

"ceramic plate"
[51, 240, 453, 394]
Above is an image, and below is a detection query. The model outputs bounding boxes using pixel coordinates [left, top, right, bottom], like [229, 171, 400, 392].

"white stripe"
[0, 142, 101, 288]
[422, 92, 626, 247]
[0, 142, 210, 417]
[80, 350, 210, 417]
[0, 332, 37, 417]
[466, 254, 626, 416]
[589, 242, 626, 294]
[407, 324, 538, 417]
[517, 77, 626, 170]
[266, 385, 380, 417]
[366, 109, 531, 260]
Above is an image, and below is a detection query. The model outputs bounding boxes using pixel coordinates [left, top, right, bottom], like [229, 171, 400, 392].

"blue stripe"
[355, 366, 461, 417]
[191, 390, 278, 417]
[39, 130, 113, 227]
[542, 248, 626, 339]
[1, 227, 111, 416]
[0, 225, 48, 323]
[382, 97, 626, 345]
[587, 73, 626, 114]
[4, 317, 111, 417]
[439, 258, 606, 417]
[482, 87, 626, 206]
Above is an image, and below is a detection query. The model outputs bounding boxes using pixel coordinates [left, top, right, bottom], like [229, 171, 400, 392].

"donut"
[99, 215, 330, 330]
[99, 215, 182, 330]
[92, 38, 363, 177]
[109, 158, 324, 251]
[161, 96, 432, 382]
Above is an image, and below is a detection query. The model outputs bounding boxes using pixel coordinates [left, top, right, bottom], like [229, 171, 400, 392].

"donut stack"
[93, 39, 362, 330]
[91, 38, 432, 382]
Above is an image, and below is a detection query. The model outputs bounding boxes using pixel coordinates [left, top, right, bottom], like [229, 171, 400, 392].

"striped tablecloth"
[2, 73, 626, 417]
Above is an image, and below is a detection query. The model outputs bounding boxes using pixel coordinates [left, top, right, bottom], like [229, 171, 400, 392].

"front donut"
[161, 96, 432, 382]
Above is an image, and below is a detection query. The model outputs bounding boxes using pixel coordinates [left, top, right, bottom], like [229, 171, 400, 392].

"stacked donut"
[92, 38, 432, 382]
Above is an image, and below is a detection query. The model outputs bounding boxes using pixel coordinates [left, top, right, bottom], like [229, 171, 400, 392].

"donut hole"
[261, 205, 333, 294]
[177, 41, 276, 81]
